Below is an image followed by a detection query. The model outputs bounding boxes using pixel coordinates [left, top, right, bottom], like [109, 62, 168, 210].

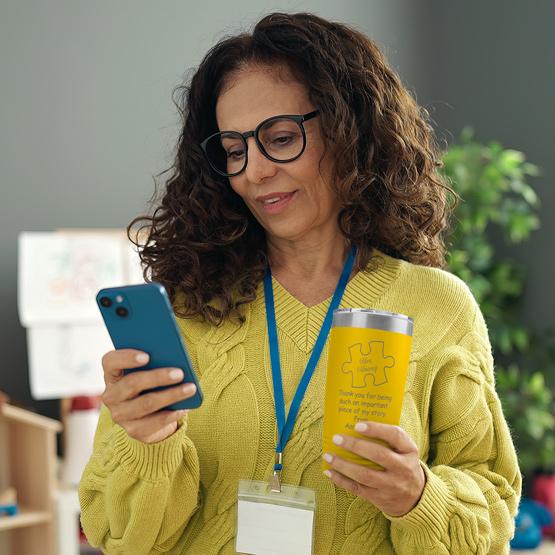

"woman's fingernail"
[323, 453, 333, 463]
[332, 434, 344, 446]
[169, 369, 183, 380]
[136, 353, 149, 363]
[355, 422, 368, 432]
[183, 384, 196, 395]
[323, 470, 332, 478]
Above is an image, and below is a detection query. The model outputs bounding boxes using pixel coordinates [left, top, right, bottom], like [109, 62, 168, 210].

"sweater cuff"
[384, 462, 455, 543]
[112, 417, 189, 482]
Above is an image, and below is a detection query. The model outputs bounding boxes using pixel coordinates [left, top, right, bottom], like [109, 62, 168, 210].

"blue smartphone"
[96, 282, 203, 410]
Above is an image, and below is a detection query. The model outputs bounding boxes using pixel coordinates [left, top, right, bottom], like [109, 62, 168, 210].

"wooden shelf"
[0, 403, 61, 554]
[0, 506, 51, 531]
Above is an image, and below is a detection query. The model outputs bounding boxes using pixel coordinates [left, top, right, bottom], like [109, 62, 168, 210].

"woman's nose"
[243, 138, 278, 183]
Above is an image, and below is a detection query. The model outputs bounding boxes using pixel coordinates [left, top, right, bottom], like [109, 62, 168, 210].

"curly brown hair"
[129, 12, 456, 325]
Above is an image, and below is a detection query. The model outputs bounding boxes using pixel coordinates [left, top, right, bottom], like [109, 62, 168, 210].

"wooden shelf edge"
[0, 404, 62, 433]
[0, 507, 51, 531]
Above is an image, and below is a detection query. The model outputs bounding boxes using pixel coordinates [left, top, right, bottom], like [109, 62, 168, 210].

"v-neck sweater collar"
[261, 249, 402, 353]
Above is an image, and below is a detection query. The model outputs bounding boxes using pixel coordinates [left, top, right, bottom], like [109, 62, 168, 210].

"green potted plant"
[441, 129, 555, 496]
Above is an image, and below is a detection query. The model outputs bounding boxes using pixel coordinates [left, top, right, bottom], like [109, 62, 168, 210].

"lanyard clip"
[270, 452, 283, 493]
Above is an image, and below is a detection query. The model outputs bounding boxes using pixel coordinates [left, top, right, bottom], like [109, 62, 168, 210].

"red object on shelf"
[533, 473, 555, 538]
[79, 524, 87, 543]
[70, 396, 101, 411]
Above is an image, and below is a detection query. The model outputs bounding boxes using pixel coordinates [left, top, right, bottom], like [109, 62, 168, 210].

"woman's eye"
[269, 134, 296, 147]
[226, 147, 245, 159]
[273, 135, 293, 145]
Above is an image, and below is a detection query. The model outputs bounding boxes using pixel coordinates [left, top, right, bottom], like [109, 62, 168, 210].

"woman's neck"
[267, 231, 350, 282]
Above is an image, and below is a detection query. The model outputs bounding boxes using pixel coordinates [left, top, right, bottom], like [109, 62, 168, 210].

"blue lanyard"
[263, 245, 356, 491]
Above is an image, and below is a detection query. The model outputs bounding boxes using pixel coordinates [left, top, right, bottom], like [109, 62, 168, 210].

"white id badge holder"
[236, 479, 316, 555]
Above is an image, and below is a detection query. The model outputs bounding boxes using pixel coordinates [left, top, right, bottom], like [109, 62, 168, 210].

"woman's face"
[215, 66, 341, 246]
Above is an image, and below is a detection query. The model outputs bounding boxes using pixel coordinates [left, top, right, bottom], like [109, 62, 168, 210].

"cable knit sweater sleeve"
[386, 290, 521, 555]
[78, 321, 203, 555]
[79, 408, 200, 555]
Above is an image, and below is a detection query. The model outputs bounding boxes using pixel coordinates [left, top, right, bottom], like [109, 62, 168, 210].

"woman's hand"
[323, 421, 426, 517]
[101, 349, 197, 444]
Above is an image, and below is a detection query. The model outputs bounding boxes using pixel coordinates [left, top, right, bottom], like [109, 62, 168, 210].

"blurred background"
[1, 0, 554, 551]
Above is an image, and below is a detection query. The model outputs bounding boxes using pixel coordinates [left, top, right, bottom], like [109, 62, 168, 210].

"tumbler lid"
[332, 308, 413, 336]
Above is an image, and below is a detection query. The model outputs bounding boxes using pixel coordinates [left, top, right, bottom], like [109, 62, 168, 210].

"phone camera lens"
[116, 306, 128, 317]
[100, 296, 112, 308]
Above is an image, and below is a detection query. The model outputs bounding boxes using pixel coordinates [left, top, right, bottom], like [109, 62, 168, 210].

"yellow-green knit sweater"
[79, 251, 521, 554]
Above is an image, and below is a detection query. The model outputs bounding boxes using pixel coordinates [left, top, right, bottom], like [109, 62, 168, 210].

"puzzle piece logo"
[341, 341, 395, 388]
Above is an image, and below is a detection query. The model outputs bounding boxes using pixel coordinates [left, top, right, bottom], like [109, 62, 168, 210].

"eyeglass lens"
[204, 117, 305, 176]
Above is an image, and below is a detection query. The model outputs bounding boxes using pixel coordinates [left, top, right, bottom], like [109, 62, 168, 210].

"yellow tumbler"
[322, 308, 413, 470]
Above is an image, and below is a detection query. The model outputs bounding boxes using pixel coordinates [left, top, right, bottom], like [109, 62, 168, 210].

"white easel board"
[18, 230, 144, 399]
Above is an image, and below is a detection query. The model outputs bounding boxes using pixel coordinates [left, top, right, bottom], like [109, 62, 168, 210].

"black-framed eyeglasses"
[200, 110, 320, 177]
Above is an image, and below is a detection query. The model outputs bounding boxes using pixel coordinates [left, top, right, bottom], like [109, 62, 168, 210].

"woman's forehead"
[215, 65, 311, 131]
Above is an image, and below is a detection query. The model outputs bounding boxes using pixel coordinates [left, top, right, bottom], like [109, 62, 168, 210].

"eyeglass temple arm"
[302, 110, 320, 122]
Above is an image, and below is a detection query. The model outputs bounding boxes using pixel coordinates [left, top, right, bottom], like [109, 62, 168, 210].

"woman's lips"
[258, 191, 297, 214]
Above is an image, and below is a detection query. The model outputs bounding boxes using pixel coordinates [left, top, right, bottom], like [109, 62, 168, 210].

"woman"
[79, 12, 521, 554]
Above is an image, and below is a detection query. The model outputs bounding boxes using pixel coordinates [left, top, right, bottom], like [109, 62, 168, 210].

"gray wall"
[425, 2, 555, 332]
[0, 0, 428, 415]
